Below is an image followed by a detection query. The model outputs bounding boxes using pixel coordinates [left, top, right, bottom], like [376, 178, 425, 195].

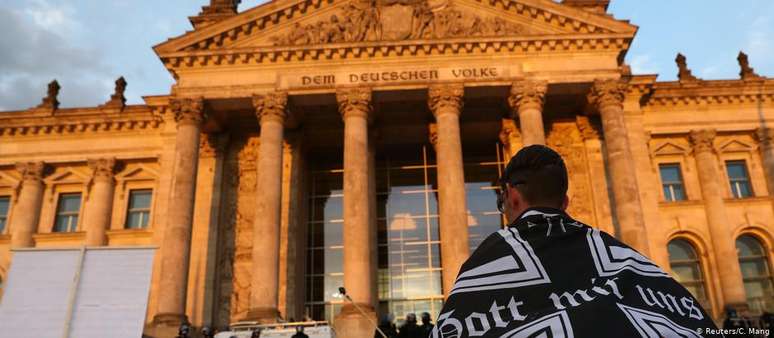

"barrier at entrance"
[215, 321, 335, 338]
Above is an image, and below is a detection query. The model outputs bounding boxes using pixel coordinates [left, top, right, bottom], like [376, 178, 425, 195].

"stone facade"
[0, 0, 773, 337]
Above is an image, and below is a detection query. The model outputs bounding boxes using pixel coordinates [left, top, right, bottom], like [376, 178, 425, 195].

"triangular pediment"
[44, 168, 88, 184]
[115, 164, 159, 181]
[718, 139, 754, 153]
[652, 142, 688, 156]
[0, 171, 20, 188]
[155, 0, 636, 53]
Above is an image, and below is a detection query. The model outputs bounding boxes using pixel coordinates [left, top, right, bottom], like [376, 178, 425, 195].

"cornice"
[643, 78, 773, 109]
[154, 0, 635, 55]
[0, 105, 163, 137]
[33, 231, 86, 243]
[106, 229, 155, 242]
[624, 74, 656, 99]
[159, 34, 632, 78]
[652, 78, 771, 91]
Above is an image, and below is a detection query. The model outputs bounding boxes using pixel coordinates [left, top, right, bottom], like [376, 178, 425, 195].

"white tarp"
[0, 247, 155, 338]
[0, 250, 80, 337]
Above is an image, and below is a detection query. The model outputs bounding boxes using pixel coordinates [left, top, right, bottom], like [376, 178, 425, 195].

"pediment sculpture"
[271, 0, 529, 46]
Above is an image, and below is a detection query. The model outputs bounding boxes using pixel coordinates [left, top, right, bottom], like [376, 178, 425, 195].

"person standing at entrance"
[398, 313, 422, 338]
[419, 312, 434, 337]
[431, 145, 720, 337]
[291, 326, 309, 338]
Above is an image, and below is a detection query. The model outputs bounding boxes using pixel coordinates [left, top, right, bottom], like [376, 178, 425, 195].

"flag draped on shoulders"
[432, 207, 720, 338]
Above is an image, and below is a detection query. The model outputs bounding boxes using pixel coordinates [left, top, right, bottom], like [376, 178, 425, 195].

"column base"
[243, 307, 280, 323]
[145, 313, 189, 338]
[152, 312, 188, 326]
[334, 304, 377, 338]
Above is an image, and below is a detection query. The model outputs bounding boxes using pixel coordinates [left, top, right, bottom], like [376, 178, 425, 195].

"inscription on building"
[285, 65, 517, 89]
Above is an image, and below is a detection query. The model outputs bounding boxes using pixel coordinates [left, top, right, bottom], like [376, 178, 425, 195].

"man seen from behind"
[431, 145, 720, 337]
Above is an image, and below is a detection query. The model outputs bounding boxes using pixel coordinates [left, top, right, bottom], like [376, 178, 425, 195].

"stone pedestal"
[588, 79, 650, 255]
[508, 80, 547, 146]
[690, 129, 748, 308]
[428, 83, 470, 296]
[153, 97, 206, 328]
[84, 158, 116, 246]
[10, 162, 46, 248]
[334, 87, 377, 338]
[247, 91, 288, 322]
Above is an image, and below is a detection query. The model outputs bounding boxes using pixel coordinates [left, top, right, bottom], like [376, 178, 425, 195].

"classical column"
[498, 118, 522, 158]
[84, 158, 116, 246]
[247, 91, 288, 321]
[334, 87, 377, 338]
[508, 80, 547, 146]
[368, 129, 379, 310]
[278, 133, 308, 320]
[755, 128, 774, 195]
[10, 162, 45, 248]
[428, 83, 470, 296]
[187, 134, 229, 327]
[587, 79, 650, 255]
[689, 129, 748, 308]
[154, 97, 206, 326]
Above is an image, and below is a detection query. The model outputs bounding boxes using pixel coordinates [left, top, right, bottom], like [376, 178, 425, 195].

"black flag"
[432, 207, 720, 338]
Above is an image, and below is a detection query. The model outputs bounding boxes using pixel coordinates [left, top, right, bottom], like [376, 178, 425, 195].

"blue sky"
[0, 0, 771, 110]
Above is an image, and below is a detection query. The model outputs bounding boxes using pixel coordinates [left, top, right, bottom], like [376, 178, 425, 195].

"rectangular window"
[125, 189, 152, 229]
[659, 164, 686, 202]
[0, 196, 10, 233]
[726, 161, 753, 199]
[54, 193, 81, 232]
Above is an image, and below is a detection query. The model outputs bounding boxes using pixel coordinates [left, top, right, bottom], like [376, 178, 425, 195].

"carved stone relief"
[271, 0, 529, 46]
[546, 121, 594, 224]
[214, 135, 261, 326]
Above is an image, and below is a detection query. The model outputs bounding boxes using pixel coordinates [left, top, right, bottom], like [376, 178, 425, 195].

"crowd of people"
[375, 312, 434, 338]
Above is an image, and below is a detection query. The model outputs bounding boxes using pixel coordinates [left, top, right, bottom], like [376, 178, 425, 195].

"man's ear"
[560, 194, 569, 211]
[507, 185, 521, 209]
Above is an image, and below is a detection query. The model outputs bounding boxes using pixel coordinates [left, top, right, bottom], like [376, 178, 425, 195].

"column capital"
[253, 91, 289, 125]
[88, 158, 117, 182]
[428, 83, 464, 117]
[428, 123, 438, 148]
[508, 80, 547, 114]
[587, 79, 628, 110]
[336, 87, 373, 120]
[576, 116, 600, 140]
[16, 161, 45, 182]
[170, 97, 206, 126]
[755, 127, 774, 147]
[689, 129, 717, 154]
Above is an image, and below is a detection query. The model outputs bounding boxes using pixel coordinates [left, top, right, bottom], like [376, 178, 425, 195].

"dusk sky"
[0, 0, 772, 111]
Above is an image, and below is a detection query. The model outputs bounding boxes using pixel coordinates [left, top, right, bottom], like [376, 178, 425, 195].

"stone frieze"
[271, 1, 529, 46]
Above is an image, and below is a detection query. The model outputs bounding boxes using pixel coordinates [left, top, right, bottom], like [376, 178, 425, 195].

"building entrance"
[304, 143, 506, 323]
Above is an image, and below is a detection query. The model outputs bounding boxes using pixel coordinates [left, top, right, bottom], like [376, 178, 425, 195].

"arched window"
[736, 235, 774, 312]
[668, 239, 710, 309]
